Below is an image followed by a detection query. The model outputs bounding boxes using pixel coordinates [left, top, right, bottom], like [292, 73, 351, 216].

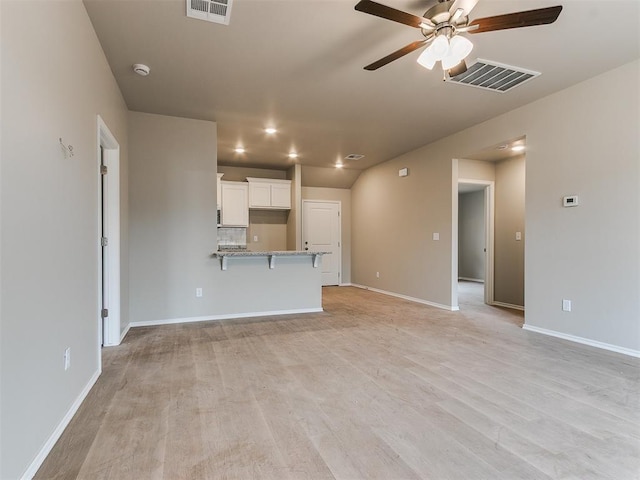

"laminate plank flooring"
[36, 284, 640, 479]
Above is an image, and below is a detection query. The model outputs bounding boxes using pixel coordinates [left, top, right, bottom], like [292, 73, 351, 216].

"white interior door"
[303, 201, 341, 286]
[98, 116, 121, 347]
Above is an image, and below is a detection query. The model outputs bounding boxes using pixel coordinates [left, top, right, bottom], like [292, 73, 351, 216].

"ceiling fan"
[355, 0, 562, 75]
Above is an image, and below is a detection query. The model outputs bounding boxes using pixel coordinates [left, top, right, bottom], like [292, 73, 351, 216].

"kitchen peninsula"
[210, 249, 330, 318]
[213, 171, 329, 318]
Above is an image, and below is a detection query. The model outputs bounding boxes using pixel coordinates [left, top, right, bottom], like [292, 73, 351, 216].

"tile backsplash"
[217, 227, 247, 249]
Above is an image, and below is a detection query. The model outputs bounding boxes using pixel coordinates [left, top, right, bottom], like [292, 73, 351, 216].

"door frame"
[455, 179, 495, 307]
[97, 115, 121, 348]
[302, 199, 342, 286]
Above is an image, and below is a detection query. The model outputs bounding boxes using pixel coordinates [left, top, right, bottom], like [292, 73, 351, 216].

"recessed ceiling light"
[335, 162, 344, 169]
[265, 127, 277, 134]
[512, 145, 526, 152]
[234, 147, 245, 154]
[288, 152, 298, 159]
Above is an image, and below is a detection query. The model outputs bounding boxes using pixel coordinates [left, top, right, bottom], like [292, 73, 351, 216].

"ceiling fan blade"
[364, 39, 429, 70]
[468, 5, 563, 34]
[449, 0, 479, 17]
[355, 0, 425, 28]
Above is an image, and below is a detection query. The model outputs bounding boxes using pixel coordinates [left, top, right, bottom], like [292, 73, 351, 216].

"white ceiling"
[84, 0, 640, 175]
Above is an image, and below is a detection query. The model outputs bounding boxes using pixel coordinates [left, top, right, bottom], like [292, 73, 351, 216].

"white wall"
[494, 155, 525, 307]
[128, 111, 217, 323]
[352, 150, 454, 308]
[0, 1, 129, 478]
[352, 60, 639, 352]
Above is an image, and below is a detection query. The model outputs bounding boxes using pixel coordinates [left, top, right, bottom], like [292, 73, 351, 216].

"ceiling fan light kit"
[419, 33, 474, 71]
[354, 0, 562, 76]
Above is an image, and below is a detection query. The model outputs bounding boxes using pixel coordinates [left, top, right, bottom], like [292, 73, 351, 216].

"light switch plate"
[562, 299, 572, 312]
[433, 233, 440, 241]
[515, 232, 522, 241]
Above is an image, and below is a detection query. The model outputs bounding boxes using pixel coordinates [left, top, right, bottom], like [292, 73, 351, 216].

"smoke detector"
[132, 64, 150, 76]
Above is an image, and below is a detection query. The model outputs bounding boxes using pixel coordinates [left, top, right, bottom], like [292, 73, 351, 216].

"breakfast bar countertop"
[213, 250, 330, 257]
[212, 250, 330, 270]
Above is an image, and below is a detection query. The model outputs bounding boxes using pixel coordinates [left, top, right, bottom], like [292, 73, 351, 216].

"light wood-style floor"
[36, 284, 640, 479]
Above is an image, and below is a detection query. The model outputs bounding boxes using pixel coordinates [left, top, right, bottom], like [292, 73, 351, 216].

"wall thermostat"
[563, 195, 579, 207]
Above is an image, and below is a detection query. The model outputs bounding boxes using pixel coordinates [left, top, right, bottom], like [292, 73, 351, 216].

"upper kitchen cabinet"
[220, 181, 249, 226]
[246, 177, 291, 209]
[216, 173, 224, 210]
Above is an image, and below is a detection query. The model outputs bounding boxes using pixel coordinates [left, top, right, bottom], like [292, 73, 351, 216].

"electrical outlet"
[253, 235, 258, 242]
[515, 231, 522, 241]
[433, 232, 440, 241]
[64, 347, 71, 371]
[196, 288, 203, 298]
[376, 271, 380, 278]
[562, 299, 572, 312]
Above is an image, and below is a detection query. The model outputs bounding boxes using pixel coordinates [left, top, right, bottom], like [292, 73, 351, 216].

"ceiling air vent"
[186, 0, 233, 25]
[446, 59, 540, 93]
[345, 154, 365, 161]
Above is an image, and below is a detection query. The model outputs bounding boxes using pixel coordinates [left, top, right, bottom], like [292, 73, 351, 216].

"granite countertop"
[213, 250, 330, 257]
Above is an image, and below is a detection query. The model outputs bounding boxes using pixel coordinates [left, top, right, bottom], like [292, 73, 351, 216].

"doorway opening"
[457, 180, 495, 309]
[97, 116, 121, 347]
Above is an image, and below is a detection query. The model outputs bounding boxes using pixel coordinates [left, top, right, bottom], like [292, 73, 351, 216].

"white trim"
[339, 283, 353, 287]
[97, 115, 121, 347]
[20, 370, 101, 480]
[129, 307, 324, 328]
[120, 322, 131, 343]
[492, 301, 525, 311]
[522, 324, 640, 358]
[351, 284, 459, 311]
[458, 277, 484, 283]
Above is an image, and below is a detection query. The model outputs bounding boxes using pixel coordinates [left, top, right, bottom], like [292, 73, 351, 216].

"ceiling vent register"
[446, 59, 541, 93]
[345, 154, 365, 161]
[187, 0, 233, 25]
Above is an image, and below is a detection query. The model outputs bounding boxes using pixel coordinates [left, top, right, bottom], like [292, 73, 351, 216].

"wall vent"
[446, 59, 540, 93]
[186, 0, 233, 25]
[345, 154, 365, 161]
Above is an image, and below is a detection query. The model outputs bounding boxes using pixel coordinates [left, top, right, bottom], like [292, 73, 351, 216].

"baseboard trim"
[522, 324, 640, 358]
[21, 370, 101, 480]
[492, 301, 525, 311]
[119, 322, 131, 343]
[130, 307, 324, 328]
[351, 284, 458, 311]
[458, 277, 484, 283]
[339, 283, 353, 287]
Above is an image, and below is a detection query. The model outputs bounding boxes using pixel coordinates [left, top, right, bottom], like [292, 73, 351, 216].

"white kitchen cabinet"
[216, 173, 224, 210]
[220, 181, 248, 226]
[246, 177, 291, 209]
